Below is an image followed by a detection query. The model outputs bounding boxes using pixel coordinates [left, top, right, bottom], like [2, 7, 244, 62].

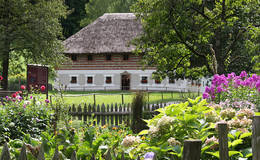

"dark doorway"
[121, 74, 130, 90]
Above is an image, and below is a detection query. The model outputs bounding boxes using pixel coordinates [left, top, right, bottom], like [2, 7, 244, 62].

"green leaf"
[254, 112, 260, 116]
[246, 153, 252, 158]
[228, 151, 243, 157]
[206, 151, 219, 158]
[240, 132, 252, 139]
[230, 139, 243, 147]
[138, 130, 149, 135]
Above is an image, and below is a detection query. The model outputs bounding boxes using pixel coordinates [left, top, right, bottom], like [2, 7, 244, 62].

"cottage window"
[123, 54, 129, 60]
[87, 55, 93, 61]
[105, 76, 112, 84]
[141, 76, 148, 84]
[87, 77, 93, 84]
[70, 76, 77, 84]
[169, 77, 175, 84]
[106, 55, 112, 60]
[155, 79, 161, 84]
[71, 55, 77, 61]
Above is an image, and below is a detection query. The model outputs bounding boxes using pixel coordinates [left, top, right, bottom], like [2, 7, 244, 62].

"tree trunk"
[1, 41, 10, 90]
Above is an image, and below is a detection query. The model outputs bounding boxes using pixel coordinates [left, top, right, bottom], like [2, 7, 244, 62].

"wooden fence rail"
[68, 102, 169, 126]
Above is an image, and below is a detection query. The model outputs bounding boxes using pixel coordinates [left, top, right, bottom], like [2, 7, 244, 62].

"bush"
[0, 91, 53, 144]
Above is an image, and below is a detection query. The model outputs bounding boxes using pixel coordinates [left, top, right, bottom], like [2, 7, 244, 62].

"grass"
[47, 90, 201, 105]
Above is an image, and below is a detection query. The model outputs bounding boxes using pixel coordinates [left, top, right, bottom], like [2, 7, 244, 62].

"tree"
[132, 0, 260, 79]
[80, 0, 137, 27]
[61, 0, 89, 38]
[0, 0, 67, 90]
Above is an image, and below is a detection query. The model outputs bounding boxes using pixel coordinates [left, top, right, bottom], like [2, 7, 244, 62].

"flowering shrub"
[0, 87, 53, 143]
[203, 71, 260, 110]
[121, 97, 254, 159]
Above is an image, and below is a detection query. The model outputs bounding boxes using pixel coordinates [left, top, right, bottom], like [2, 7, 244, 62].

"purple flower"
[205, 86, 210, 93]
[203, 92, 210, 99]
[144, 152, 155, 160]
[256, 80, 260, 89]
[239, 71, 247, 78]
[227, 72, 236, 80]
[216, 86, 223, 93]
[30, 96, 33, 99]
[45, 99, 50, 103]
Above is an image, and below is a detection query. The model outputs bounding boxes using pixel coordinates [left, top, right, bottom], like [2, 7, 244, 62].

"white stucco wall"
[54, 70, 209, 92]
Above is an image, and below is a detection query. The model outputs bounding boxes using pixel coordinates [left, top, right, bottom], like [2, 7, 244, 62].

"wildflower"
[121, 135, 141, 148]
[236, 108, 254, 120]
[112, 127, 118, 130]
[30, 96, 33, 99]
[220, 108, 236, 119]
[9, 122, 15, 127]
[167, 137, 181, 146]
[202, 92, 210, 99]
[0, 76, 3, 81]
[239, 71, 247, 78]
[40, 85, 46, 91]
[237, 128, 249, 133]
[24, 100, 31, 106]
[20, 85, 26, 90]
[144, 152, 156, 160]
[12, 93, 17, 98]
[36, 101, 41, 106]
[68, 120, 72, 124]
[141, 136, 146, 140]
[45, 99, 50, 103]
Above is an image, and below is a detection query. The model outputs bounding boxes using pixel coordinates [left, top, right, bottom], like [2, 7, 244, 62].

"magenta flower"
[216, 86, 223, 93]
[239, 71, 247, 78]
[45, 99, 50, 103]
[203, 92, 210, 99]
[0, 76, 3, 81]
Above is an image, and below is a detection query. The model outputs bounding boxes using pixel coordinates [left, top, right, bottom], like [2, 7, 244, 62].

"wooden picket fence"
[1, 116, 260, 160]
[68, 102, 170, 126]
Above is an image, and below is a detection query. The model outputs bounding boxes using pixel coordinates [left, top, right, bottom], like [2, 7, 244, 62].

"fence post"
[18, 144, 27, 160]
[252, 115, 260, 160]
[93, 94, 96, 106]
[37, 143, 45, 160]
[182, 140, 202, 160]
[70, 151, 77, 160]
[121, 94, 124, 104]
[0, 142, 11, 160]
[218, 122, 229, 160]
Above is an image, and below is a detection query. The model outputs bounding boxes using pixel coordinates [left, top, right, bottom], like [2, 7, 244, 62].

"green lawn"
[48, 90, 201, 105]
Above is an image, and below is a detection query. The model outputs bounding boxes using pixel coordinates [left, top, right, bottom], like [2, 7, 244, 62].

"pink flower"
[0, 76, 3, 81]
[12, 93, 17, 98]
[203, 92, 210, 99]
[40, 85, 46, 91]
[20, 85, 26, 90]
[45, 99, 50, 103]
[239, 71, 247, 78]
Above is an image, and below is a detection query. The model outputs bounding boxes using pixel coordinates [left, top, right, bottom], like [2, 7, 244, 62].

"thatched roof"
[64, 13, 143, 54]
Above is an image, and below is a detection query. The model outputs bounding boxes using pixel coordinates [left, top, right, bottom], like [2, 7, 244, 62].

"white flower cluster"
[220, 108, 236, 119]
[227, 117, 252, 128]
[205, 136, 219, 150]
[148, 126, 160, 138]
[121, 135, 141, 148]
[157, 115, 174, 129]
[205, 111, 220, 122]
[236, 108, 254, 120]
[167, 137, 181, 146]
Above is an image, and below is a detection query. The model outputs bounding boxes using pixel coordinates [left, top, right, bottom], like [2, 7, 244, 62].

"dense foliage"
[132, 0, 260, 79]
[0, 92, 53, 144]
[0, 0, 67, 90]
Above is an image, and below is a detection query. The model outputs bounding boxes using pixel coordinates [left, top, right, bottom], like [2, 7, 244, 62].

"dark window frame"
[87, 76, 93, 84]
[70, 76, 77, 84]
[141, 76, 148, 84]
[106, 54, 112, 61]
[71, 55, 77, 61]
[123, 54, 129, 60]
[105, 76, 112, 84]
[87, 55, 93, 61]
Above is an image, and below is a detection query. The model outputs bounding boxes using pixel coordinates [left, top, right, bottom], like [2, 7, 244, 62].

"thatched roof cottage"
[55, 13, 204, 91]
